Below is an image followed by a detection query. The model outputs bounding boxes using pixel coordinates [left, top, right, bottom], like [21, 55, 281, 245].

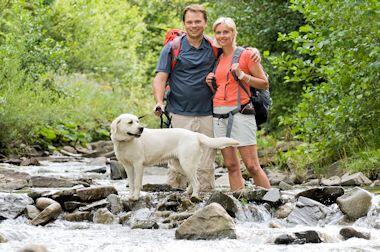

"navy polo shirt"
[156, 36, 216, 116]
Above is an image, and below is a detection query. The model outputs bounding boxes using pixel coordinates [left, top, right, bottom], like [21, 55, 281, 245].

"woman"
[206, 17, 271, 191]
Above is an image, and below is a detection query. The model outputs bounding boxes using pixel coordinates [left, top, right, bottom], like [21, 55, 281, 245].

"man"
[152, 4, 260, 192]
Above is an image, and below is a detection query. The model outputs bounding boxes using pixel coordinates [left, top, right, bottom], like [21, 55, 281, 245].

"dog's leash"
[155, 107, 172, 128]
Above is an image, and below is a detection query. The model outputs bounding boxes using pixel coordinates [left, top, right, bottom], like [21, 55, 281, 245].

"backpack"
[163, 29, 220, 71]
[212, 47, 271, 131]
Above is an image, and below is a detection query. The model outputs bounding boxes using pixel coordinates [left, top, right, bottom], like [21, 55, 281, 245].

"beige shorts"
[213, 106, 257, 146]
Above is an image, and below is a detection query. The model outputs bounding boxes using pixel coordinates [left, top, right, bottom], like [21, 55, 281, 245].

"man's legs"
[167, 114, 215, 192]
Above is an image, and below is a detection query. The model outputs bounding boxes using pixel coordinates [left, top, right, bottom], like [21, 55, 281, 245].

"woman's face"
[214, 23, 234, 48]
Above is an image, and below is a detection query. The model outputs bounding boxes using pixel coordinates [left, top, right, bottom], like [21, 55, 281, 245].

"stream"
[0, 157, 379, 252]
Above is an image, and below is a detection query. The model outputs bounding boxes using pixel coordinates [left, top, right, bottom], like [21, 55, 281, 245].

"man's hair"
[182, 4, 207, 22]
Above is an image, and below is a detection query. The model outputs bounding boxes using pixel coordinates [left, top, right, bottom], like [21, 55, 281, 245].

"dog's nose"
[139, 127, 144, 133]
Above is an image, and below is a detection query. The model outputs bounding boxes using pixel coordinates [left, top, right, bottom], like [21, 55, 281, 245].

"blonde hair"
[212, 17, 237, 47]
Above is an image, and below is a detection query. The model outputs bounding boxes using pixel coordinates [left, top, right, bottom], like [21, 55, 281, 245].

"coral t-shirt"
[213, 49, 255, 107]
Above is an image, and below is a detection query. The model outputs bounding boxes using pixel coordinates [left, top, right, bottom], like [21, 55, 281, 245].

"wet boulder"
[17, 244, 48, 252]
[175, 203, 237, 240]
[296, 186, 344, 205]
[0, 168, 30, 190]
[128, 208, 158, 229]
[340, 227, 371, 240]
[106, 194, 123, 214]
[93, 208, 117, 224]
[25, 205, 41, 219]
[274, 230, 323, 244]
[109, 160, 127, 180]
[337, 187, 372, 220]
[29, 176, 88, 188]
[78, 199, 110, 212]
[64, 211, 92, 222]
[341, 172, 372, 186]
[75, 186, 117, 202]
[0, 192, 34, 219]
[287, 196, 330, 226]
[30, 202, 62, 226]
[206, 191, 239, 218]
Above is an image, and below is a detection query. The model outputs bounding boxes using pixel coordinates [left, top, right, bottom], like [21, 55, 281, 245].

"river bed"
[0, 158, 379, 252]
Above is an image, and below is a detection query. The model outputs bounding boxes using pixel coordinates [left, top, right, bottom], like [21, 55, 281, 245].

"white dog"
[110, 113, 239, 200]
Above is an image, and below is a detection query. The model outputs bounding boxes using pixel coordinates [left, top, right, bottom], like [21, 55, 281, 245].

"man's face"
[183, 11, 207, 40]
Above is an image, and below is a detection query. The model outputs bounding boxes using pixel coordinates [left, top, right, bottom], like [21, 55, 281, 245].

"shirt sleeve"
[155, 43, 172, 74]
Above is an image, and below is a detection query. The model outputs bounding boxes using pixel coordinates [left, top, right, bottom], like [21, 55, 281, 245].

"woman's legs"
[239, 145, 271, 189]
[221, 147, 245, 191]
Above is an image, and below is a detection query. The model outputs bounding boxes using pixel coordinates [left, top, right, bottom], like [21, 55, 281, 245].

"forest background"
[0, 0, 378, 179]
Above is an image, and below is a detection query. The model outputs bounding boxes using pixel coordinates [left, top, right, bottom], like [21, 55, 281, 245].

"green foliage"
[343, 149, 380, 180]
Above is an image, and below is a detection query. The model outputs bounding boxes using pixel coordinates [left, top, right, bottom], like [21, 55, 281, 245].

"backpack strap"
[170, 34, 186, 71]
[225, 47, 246, 138]
[204, 35, 220, 59]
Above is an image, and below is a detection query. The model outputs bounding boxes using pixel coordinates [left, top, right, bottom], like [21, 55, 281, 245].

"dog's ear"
[110, 118, 128, 142]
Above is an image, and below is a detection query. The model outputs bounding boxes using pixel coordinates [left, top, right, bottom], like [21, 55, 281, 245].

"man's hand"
[153, 103, 164, 117]
[246, 47, 261, 63]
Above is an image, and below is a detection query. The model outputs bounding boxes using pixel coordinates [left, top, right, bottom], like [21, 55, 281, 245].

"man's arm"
[152, 72, 169, 116]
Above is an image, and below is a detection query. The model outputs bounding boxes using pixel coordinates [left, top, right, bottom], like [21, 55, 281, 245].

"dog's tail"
[198, 134, 240, 149]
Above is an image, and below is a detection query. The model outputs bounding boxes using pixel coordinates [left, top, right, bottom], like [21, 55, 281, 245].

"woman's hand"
[205, 72, 215, 87]
[231, 63, 243, 79]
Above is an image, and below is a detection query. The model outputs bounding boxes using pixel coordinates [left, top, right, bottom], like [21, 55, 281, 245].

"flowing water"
[0, 158, 379, 252]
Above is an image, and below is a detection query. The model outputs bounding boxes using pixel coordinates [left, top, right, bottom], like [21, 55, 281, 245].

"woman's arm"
[243, 62, 269, 90]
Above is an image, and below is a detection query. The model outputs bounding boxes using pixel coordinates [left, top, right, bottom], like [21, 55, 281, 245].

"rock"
[296, 186, 344, 205]
[302, 179, 320, 186]
[84, 167, 107, 174]
[275, 202, 294, 219]
[142, 183, 173, 192]
[169, 212, 193, 222]
[63, 201, 87, 212]
[42, 187, 81, 203]
[64, 211, 91, 222]
[262, 188, 282, 206]
[0, 193, 34, 219]
[62, 146, 78, 154]
[30, 202, 62, 226]
[35, 197, 58, 210]
[274, 234, 295, 244]
[321, 176, 341, 186]
[0, 233, 7, 243]
[278, 181, 292, 190]
[340, 227, 371, 240]
[20, 157, 40, 166]
[287, 196, 330, 226]
[93, 208, 117, 224]
[25, 205, 41, 219]
[274, 230, 322, 244]
[109, 160, 127, 180]
[206, 191, 239, 218]
[29, 176, 88, 188]
[341, 172, 372, 186]
[119, 212, 133, 225]
[0, 168, 30, 190]
[337, 187, 372, 220]
[266, 170, 288, 186]
[293, 230, 323, 244]
[76, 186, 117, 202]
[370, 180, 380, 187]
[106, 194, 123, 214]
[233, 188, 268, 202]
[128, 208, 158, 229]
[87, 157, 107, 167]
[17, 244, 48, 252]
[175, 203, 237, 240]
[85, 141, 114, 157]
[79, 199, 110, 212]
[123, 195, 154, 211]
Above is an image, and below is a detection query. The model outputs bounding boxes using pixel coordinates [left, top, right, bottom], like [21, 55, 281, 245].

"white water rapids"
[0, 158, 379, 252]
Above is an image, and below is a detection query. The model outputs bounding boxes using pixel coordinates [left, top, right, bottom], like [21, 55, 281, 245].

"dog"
[110, 113, 239, 200]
